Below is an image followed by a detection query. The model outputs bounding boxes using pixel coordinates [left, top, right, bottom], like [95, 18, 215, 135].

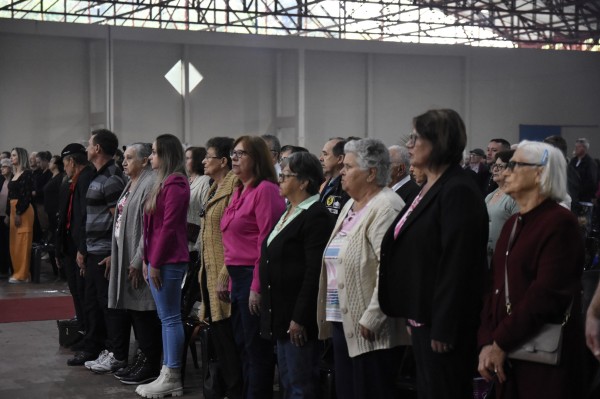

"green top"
[267, 194, 320, 246]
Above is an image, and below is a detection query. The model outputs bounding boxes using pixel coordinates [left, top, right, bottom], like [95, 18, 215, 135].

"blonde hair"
[145, 134, 186, 214]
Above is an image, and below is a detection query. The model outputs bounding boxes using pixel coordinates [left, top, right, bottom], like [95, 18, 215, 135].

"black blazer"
[379, 164, 488, 346]
[259, 201, 334, 341]
[395, 178, 420, 205]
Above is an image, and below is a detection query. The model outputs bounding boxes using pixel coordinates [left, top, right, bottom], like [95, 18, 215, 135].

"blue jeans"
[276, 338, 320, 399]
[227, 266, 275, 399]
[148, 263, 186, 368]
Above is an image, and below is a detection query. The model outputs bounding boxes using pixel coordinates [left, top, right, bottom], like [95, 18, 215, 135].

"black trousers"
[211, 318, 244, 399]
[110, 308, 162, 364]
[331, 322, 401, 399]
[63, 236, 86, 330]
[411, 325, 476, 399]
[83, 253, 111, 355]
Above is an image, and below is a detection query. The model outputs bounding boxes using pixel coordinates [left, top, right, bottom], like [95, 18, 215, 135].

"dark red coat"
[478, 199, 584, 399]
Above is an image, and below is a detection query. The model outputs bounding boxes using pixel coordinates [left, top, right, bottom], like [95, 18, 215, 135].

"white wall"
[1, 20, 599, 159]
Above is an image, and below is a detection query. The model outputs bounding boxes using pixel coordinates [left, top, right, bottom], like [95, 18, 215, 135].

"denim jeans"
[148, 263, 186, 368]
[276, 338, 320, 399]
[227, 266, 275, 399]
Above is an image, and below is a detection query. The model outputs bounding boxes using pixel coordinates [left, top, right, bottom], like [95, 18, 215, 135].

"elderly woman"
[220, 135, 286, 398]
[477, 141, 584, 399]
[316, 138, 406, 399]
[103, 143, 162, 384]
[7, 147, 35, 283]
[378, 109, 489, 399]
[260, 152, 333, 399]
[198, 136, 243, 399]
[485, 150, 519, 266]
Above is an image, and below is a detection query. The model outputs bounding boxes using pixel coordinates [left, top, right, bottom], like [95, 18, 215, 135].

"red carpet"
[0, 296, 74, 323]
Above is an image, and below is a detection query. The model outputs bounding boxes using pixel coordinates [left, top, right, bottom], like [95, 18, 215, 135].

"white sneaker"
[85, 349, 109, 370]
[91, 352, 127, 374]
[136, 366, 182, 398]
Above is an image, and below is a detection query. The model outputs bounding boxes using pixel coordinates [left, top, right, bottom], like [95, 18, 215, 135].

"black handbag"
[199, 324, 225, 399]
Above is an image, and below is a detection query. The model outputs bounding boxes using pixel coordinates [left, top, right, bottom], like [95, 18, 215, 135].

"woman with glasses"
[198, 136, 243, 399]
[316, 138, 407, 399]
[378, 109, 488, 399]
[477, 141, 584, 399]
[259, 152, 333, 399]
[220, 135, 286, 399]
[485, 150, 519, 266]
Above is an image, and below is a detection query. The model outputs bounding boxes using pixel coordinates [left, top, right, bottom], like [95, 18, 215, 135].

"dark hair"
[489, 138, 511, 151]
[494, 149, 515, 164]
[285, 152, 324, 195]
[187, 146, 207, 176]
[1, 151, 10, 159]
[37, 151, 52, 162]
[234, 135, 277, 187]
[413, 109, 466, 170]
[281, 145, 308, 154]
[50, 155, 64, 173]
[206, 137, 234, 170]
[92, 128, 119, 156]
[543, 135, 568, 159]
[332, 140, 347, 157]
[69, 152, 89, 166]
[261, 134, 281, 153]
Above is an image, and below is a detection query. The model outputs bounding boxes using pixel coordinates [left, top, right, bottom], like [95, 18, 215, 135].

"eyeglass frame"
[278, 172, 298, 181]
[230, 150, 249, 159]
[491, 163, 508, 171]
[506, 161, 544, 171]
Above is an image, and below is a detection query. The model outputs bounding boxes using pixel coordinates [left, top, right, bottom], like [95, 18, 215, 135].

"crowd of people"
[2, 108, 600, 399]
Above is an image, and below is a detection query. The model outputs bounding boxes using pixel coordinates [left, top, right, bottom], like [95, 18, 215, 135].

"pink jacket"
[221, 180, 285, 292]
[143, 174, 190, 269]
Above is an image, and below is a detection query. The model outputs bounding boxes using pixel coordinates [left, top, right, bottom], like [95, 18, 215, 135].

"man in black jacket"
[56, 143, 95, 364]
[319, 137, 350, 218]
[570, 138, 598, 203]
[388, 145, 419, 205]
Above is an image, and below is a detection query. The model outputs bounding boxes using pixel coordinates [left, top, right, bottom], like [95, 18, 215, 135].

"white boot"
[136, 366, 182, 398]
[135, 365, 167, 396]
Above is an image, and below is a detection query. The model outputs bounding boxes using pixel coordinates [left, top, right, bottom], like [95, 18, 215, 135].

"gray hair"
[344, 138, 391, 187]
[388, 145, 411, 170]
[128, 142, 152, 160]
[516, 140, 566, 202]
[576, 138, 590, 150]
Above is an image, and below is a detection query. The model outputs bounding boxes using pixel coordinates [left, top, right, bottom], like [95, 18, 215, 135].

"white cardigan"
[317, 187, 410, 357]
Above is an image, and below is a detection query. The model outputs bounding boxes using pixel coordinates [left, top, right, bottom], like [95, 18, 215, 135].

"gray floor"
[0, 262, 202, 399]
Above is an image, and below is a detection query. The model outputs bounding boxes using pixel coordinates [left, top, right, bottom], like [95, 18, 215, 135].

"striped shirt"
[86, 160, 125, 255]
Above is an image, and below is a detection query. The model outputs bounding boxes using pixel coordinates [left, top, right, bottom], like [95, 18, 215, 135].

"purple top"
[221, 180, 285, 292]
[143, 173, 190, 269]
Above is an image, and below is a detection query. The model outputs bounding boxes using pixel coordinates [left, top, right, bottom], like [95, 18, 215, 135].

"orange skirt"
[9, 199, 33, 281]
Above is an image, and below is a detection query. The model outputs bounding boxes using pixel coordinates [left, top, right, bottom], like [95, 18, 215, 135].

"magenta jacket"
[221, 180, 285, 293]
[143, 173, 190, 269]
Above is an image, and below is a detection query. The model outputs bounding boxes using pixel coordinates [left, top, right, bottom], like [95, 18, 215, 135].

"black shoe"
[119, 358, 160, 385]
[67, 351, 98, 366]
[114, 350, 144, 380]
[70, 339, 86, 352]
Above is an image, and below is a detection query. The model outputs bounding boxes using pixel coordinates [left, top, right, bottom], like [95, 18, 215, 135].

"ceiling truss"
[1, 0, 599, 49]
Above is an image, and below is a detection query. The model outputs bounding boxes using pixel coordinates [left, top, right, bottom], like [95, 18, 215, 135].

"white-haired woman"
[316, 138, 407, 399]
[478, 141, 584, 399]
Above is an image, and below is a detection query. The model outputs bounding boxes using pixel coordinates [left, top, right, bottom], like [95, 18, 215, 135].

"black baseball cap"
[60, 143, 86, 159]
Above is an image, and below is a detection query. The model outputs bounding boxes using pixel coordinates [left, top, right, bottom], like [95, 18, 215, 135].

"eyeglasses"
[278, 173, 298, 181]
[204, 155, 222, 161]
[407, 133, 420, 145]
[506, 161, 544, 171]
[491, 163, 507, 171]
[230, 150, 248, 159]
